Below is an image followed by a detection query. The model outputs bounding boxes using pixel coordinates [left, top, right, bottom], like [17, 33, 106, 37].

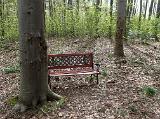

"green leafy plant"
[102, 69, 107, 77]
[142, 86, 157, 97]
[40, 97, 65, 113]
[6, 96, 18, 106]
[128, 105, 138, 113]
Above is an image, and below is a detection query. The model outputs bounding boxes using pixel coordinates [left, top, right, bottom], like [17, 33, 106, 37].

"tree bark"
[49, 0, 53, 17]
[0, 0, 5, 37]
[131, 0, 136, 16]
[15, 0, 61, 112]
[153, 0, 160, 41]
[62, 0, 66, 36]
[94, 0, 101, 38]
[144, 0, 148, 19]
[114, 0, 126, 57]
[148, 0, 154, 20]
[109, 0, 113, 39]
[138, 0, 142, 31]
[126, 0, 133, 37]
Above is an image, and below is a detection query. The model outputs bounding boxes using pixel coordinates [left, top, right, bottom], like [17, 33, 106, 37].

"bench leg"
[90, 74, 93, 83]
[96, 74, 99, 84]
[48, 75, 51, 88]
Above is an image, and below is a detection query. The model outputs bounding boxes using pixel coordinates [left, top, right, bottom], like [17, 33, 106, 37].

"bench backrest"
[48, 53, 93, 69]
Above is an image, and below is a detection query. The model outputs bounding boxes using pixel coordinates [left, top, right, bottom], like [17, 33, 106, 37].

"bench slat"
[49, 71, 100, 77]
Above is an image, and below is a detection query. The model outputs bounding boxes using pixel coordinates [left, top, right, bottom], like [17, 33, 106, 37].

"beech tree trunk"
[15, 0, 61, 112]
[114, 0, 126, 57]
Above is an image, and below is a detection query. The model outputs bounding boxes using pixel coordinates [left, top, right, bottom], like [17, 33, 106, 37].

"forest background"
[0, 0, 159, 45]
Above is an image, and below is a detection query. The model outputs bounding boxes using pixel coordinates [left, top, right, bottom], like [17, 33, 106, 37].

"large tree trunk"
[15, 0, 61, 112]
[114, 0, 126, 57]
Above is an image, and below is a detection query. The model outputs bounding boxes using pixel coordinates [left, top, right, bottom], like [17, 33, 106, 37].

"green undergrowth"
[102, 69, 107, 77]
[6, 96, 66, 112]
[2, 65, 20, 74]
[40, 97, 66, 113]
[6, 96, 19, 106]
[142, 86, 157, 97]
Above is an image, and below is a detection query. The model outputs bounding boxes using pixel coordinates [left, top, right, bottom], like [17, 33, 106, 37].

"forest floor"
[0, 38, 160, 119]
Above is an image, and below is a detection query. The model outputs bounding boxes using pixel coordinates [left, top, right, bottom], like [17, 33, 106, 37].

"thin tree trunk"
[131, 0, 136, 16]
[76, 0, 79, 12]
[144, 0, 148, 19]
[109, 0, 113, 39]
[62, 0, 66, 36]
[152, 1, 156, 16]
[126, 0, 133, 37]
[0, 0, 5, 37]
[95, 0, 101, 38]
[68, 0, 75, 36]
[68, 0, 72, 8]
[138, 0, 142, 31]
[148, 0, 154, 20]
[49, 0, 53, 17]
[114, 0, 126, 57]
[154, 0, 160, 41]
[15, 0, 61, 112]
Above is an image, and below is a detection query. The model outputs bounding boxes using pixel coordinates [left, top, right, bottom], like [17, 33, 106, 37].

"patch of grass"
[142, 86, 157, 97]
[40, 97, 66, 113]
[102, 69, 107, 77]
[108, 53, 113, 59]
[116, 108, 127, 117]
[2, 65, 20, 74]
[6, 96, 18, 106]
[128, 105, 138, 113]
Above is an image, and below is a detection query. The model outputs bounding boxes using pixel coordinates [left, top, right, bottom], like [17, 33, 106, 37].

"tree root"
[47, 89, 62, 101]
[13, 89, 62, 112]
[13, 103, 28, 112]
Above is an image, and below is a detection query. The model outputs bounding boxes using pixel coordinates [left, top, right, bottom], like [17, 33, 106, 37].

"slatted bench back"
[48, 53, 93, 69]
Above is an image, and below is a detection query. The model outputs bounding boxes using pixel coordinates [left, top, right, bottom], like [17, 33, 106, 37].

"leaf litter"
[0, 38, 160, 119]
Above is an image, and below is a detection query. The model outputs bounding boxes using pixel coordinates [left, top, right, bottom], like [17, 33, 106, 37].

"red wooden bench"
[48, 53, 100, 87]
